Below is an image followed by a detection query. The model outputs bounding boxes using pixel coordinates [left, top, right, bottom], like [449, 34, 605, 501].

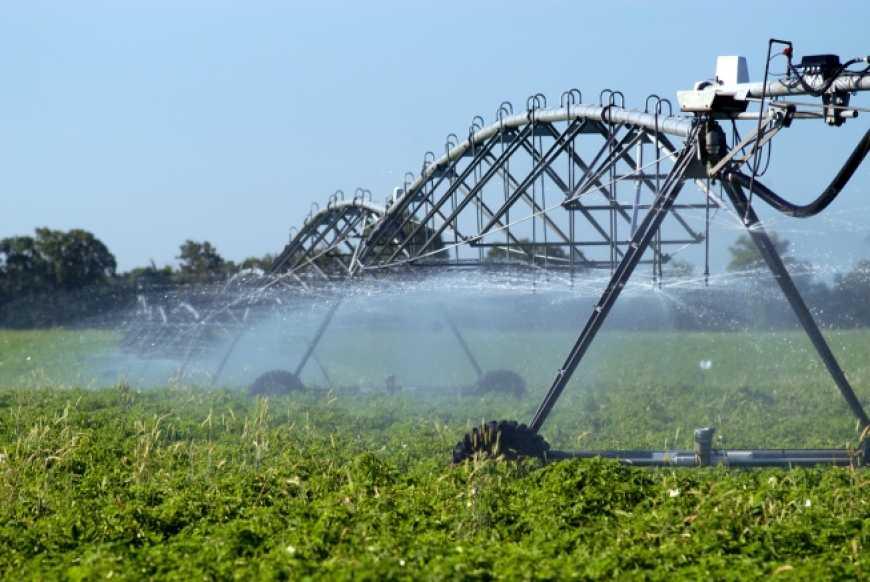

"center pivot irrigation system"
[125, 40, 870, 467]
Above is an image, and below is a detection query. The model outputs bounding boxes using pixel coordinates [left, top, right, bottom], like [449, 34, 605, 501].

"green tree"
[0, 235, 51, 297]
[726, 232, 791, 272]
[125, 260, 175, 287]
[240, 253, 275, 272]
[177, 240, 227, 281]
[0, 228, 116, 294]
[33, 228, 117, 289]
[833, 259, 870, 326]
[0, 228, 120, 327]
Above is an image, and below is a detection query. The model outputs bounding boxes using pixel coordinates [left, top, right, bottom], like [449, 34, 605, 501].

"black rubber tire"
[452, 419, 550, 463]
[473, 369, 527, 398]
[248, 369, 305, 397]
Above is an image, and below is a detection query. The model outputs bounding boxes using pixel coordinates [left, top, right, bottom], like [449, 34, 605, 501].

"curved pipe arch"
[270, 101, 697, 278]
[271, 199, 386, 276]
[400, 103, 692, 202]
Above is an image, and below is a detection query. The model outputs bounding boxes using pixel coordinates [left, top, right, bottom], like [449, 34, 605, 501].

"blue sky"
[1, 1, 868, 271]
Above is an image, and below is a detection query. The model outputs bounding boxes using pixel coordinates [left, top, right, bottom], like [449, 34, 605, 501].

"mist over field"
[2, 265, 867, 456]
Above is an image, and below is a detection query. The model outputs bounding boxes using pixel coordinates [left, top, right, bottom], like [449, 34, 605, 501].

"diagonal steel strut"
[385, 126, 536, 264]
[478, 120, 587, 237]
[528, 131, 698, 432]
[440, 305, 483, 378]
[294, 298, 342, 378]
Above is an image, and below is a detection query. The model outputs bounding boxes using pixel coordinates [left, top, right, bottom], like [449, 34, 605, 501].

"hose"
[725, 128, 869, 218]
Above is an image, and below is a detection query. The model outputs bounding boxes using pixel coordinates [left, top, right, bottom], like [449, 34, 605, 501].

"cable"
[787, 58, 864, 96]
[563, 151, 674, 204]
[729, 120, 773, 177]
[744, 41, 784, 221]
[755, 131, 773, 177]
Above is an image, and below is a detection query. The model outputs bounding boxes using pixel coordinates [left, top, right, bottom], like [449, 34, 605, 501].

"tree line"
[0, 227, 868, 329]
[0, 229, 273, 328]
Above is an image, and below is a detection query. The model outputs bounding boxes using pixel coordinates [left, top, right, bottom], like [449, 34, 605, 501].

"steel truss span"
[270, 97, 714, 282]
[125, 45, 870, 467]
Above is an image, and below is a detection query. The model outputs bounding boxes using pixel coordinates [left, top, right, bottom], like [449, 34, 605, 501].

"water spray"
[120, 40, 870, 467]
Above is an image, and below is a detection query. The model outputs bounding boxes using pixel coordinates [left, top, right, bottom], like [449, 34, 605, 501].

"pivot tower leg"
[529, 138, 697, 432]
[294, 298, 342, 378]
[311, 350, 333, 387]
[724, 182, 869, 430]
[441, 305, 484, 378]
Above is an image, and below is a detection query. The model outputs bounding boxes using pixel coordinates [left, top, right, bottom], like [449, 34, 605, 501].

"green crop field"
[0, 328, 868, 579]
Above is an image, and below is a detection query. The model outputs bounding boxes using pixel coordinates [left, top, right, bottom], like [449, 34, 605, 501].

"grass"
[0, 327, 868, 579]
[0, 329, 116, 389]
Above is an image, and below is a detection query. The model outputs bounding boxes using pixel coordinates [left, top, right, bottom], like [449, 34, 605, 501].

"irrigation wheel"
[452, 420, 550, 463]
[472, 369, 527, 398]
[248, 369, 305, 397]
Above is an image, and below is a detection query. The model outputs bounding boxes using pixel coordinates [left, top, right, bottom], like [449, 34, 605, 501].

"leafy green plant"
[0, 326, 868, 578]
[0, 384, 865, 580]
